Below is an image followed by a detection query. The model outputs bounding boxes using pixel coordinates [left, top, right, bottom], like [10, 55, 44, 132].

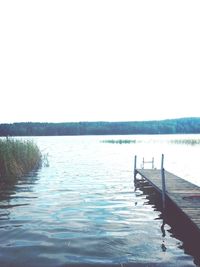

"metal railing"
[134, 154, 166, 210]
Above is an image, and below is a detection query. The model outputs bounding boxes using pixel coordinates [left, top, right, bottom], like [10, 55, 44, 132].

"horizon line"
[1, 117, 200, 124]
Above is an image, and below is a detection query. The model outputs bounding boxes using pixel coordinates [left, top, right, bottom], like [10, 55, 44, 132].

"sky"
[0, 0, 200, 123]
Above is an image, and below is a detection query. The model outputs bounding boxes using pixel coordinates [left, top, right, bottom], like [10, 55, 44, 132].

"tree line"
[0, 117, 200, 136]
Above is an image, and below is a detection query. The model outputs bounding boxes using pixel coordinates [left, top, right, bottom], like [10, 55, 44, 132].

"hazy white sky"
[0, 0, 200, 123]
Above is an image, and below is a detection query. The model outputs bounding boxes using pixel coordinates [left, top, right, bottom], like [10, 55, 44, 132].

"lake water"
[0, 134, 200, 267]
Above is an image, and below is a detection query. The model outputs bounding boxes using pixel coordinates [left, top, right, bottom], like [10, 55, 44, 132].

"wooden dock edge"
[135, 168, 200, 235]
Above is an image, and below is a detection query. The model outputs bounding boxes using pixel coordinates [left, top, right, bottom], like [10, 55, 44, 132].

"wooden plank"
[136, 169, 200, 232]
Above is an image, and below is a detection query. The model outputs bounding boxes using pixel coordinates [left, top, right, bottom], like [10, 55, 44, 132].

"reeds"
[170, 139, 200, 146]
[0, 138, 42, 181]
[101, 139, 136, 144]
[102, 138, 200, 146]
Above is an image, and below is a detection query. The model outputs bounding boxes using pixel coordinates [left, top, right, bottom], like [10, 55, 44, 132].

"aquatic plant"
[0, 138, 42, 181]
[42, 153, 49, 167]
[170, 139, 200, 146]
[101, 139, 136, 144]
[101, 138, 200, 146]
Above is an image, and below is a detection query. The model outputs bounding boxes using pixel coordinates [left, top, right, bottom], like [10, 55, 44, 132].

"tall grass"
[0, 138, 42, 181]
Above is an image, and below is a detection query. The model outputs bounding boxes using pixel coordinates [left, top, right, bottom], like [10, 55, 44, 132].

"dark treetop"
[0, 117, 200, 136]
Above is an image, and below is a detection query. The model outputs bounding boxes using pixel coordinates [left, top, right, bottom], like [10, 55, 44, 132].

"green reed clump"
[0, 138, 42, 181]
[101, 139, 136, 144]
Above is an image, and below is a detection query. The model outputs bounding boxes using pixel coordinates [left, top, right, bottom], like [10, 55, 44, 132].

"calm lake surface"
[0, 134, 200, 267]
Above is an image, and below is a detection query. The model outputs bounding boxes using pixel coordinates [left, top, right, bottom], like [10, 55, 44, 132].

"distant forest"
[0, 118, 200, 136]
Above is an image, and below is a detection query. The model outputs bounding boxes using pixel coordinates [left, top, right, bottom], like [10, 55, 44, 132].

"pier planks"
[136, 169, 200, 231]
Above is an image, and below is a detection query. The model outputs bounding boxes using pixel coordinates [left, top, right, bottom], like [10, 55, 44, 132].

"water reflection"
[0, 135, 200, 266]
[136, 178, 200, 266]
[0, 169, 40, 223]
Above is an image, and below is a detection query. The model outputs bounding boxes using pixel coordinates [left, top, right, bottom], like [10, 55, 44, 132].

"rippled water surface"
[0, 135, 200, 267]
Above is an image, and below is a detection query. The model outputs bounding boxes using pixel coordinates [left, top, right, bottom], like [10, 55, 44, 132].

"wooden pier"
[134, 155, 200, 233]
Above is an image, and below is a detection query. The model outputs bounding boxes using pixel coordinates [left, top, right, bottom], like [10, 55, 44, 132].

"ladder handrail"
[142, 157, 154, 169]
